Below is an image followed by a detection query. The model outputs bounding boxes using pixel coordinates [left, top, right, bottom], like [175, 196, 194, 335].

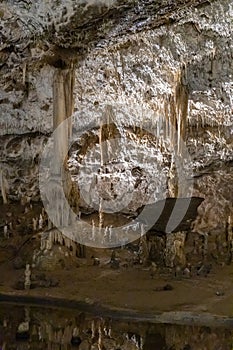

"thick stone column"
[53, 66, 75, 174]
[47, 65, 75, 228]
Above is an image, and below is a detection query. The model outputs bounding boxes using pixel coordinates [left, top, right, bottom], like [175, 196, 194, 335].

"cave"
[0, 0, 232, 349]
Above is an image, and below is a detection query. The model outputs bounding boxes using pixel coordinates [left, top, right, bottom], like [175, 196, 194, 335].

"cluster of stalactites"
[161, 67, 189, 156]
[40, 228, 78, 256]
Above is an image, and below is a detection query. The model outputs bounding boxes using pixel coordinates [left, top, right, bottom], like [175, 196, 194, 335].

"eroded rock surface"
[0, 0, 232, 266]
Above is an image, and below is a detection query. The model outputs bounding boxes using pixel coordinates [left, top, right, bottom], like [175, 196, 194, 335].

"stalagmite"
[91, 320, 95, 339]
[165, 232, 186, 267]
[40, 235, 45, 251]
[193, 234, 199, 255]
[98, 324, 103, 350]
[202, 232, 208, 261]
[39, 214, 43, 230]
[138, 233, 149, 265]
[140, 336, 144, 349]
[24, 264, 31, 290]
[150, 262, 157, 278]
[58, 231, 63, 245]
[108, 327, 112, 338]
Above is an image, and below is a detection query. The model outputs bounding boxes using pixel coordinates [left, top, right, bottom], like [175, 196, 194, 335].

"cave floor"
[0, 260, 233, 318]
[0, 201, 233, 320]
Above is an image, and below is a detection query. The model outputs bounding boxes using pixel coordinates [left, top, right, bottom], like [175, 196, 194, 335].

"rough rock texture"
[0, 0, 232, 262]
[0, 133, 47, 201]
[73, 0, 232, 226]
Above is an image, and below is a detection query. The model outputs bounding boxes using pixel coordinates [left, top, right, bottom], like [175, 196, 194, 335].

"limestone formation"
[32, 217, 38, 231]
[3, 225, 8, 239]
[0, 170, 9, 204]
[38, 214, 43, 230]
[165, 232, 186, 268]
[0, 0, 232, 271]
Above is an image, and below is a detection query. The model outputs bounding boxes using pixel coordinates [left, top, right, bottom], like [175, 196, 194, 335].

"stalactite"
[47, 217, 53, 230]
[53, 71, 68, 172]
[3, 225, 9, 239]
[40, 234, 46, 251]
[104, 226, 109, 243]
[165, 68, 189, 156]
[0, 169, 8, 204]
[167, 95, 177, 150]
[174, 68, 189, 156]
[46, 231, 53, 250]
[98, 118, 104, 233]
[22, 62, 27, 85]
[227, 214, 233, 262]
[109, 225, 113, 243]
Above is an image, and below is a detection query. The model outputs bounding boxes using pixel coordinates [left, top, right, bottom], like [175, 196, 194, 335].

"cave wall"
[72, 0, 233, 235]
[0, 0, 232, 242]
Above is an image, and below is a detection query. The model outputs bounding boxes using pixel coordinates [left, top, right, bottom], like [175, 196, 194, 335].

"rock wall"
[73, 0, 233, 234]
[0, 0, 232, 259]
[0, 133, 47, 202]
